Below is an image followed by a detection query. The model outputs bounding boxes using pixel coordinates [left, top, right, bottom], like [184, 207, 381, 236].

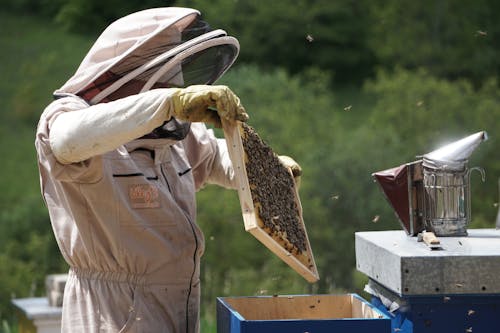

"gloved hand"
[278, 155, 302, 190]
[169, 85, 249, 127]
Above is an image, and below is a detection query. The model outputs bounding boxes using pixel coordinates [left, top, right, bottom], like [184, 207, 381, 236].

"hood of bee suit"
[54, 7, 240, 104]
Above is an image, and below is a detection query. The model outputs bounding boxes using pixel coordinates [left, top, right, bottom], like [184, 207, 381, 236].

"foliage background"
[1, 0, 499, 331]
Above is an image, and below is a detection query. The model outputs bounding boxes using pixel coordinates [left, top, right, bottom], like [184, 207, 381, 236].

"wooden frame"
[221, 294, 383, 320]
[216, 294, 391, 333]
[222, 120, 319, 283]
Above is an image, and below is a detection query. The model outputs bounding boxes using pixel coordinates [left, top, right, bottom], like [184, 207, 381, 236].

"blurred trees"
[175, 0, 376, 84]
[181, 0, 500, 86]
[2, 0, 175, 32]
[367, 0, 500, 86]
[5, 0, 500, 85]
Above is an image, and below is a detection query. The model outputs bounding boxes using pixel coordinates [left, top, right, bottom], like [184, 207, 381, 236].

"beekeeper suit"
[35, 7, 251, 333]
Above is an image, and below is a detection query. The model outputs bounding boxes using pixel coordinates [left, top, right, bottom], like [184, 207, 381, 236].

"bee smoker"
[373, 131, 487, 237]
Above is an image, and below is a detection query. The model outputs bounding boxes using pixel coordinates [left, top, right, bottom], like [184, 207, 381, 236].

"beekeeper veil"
[54, 7, 239, 140]
[55, 7, 239, 104]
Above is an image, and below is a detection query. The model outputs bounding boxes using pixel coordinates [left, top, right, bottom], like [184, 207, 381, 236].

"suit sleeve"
[48, 89, 175, 164]
[183, 123, 237, 191]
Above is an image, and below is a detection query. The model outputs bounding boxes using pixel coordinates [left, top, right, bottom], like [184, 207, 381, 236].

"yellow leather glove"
[169, 85, 248, 127]
[278, 155, 302, 190]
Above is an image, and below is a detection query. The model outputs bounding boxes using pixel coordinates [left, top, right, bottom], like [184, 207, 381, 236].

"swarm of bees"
[241, 123, 307, 254]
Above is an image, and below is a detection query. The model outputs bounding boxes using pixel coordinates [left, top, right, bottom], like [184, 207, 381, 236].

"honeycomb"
[240, 123, 312, 268]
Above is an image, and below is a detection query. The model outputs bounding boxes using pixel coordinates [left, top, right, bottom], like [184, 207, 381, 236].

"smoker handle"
[466, 167, 486, 225]
[468, 167, 486, 183]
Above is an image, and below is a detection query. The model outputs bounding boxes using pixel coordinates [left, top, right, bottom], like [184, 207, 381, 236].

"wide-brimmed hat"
[55, 7, 239, 104]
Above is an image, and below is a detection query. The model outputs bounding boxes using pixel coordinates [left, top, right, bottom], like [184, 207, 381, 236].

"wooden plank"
[222, 120, 319, 283]
[217, 295, 391, 333]
[225, 295, 353, 320]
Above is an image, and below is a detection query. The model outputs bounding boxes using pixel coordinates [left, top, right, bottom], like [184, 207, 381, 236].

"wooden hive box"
[216, 294, 391, 333]
[222, 121, 319, 282]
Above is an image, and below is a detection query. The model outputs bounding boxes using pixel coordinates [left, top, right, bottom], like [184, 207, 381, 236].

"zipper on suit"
[160, 164, 198, 333]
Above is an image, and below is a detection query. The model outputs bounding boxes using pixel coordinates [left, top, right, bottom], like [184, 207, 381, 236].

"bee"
[331, 194, 340, 201]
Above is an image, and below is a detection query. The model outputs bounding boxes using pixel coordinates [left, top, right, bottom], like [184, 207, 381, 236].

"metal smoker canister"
[422, 159, 482, 236]
[422, 131, 487, 236]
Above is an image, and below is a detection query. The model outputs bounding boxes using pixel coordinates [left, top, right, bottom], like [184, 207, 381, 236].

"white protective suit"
[35, 7, 241, 333]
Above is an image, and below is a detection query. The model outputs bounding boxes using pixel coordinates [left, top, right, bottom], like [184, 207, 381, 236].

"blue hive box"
[216, 294, 391, 333]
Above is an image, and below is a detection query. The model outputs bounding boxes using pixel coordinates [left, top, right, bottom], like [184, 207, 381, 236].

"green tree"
[6, 0, 377, 85]
[367, 0, 500, 86]
[176, 0, 376, 85]
[54, 0, 175, 33]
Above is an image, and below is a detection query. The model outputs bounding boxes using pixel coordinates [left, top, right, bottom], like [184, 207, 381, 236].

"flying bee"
[331, 194, 340, 201]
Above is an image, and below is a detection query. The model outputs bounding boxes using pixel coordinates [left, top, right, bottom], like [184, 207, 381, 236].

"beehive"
[222, 120, 319, 282]
[216, 294, 390, 333]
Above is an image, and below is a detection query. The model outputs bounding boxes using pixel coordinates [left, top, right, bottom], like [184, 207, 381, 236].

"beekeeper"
[35, 7, 300, 333]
